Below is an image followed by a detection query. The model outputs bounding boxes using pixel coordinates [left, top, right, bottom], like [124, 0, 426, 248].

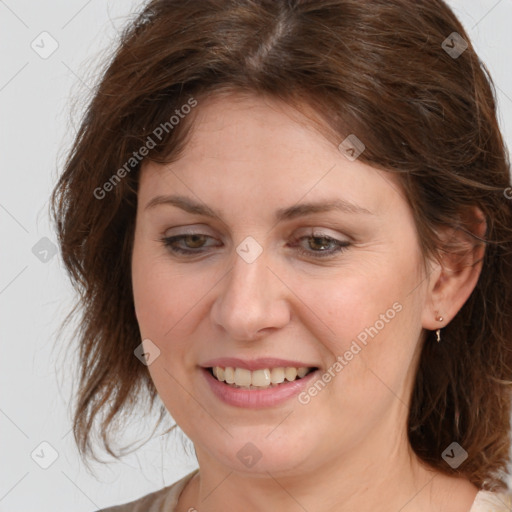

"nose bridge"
[211, 240, 289, 340]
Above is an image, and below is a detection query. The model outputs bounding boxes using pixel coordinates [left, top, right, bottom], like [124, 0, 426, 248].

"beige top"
[97, 468, 512, 511]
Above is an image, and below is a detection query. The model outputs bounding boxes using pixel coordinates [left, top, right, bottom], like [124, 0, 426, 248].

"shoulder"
[469, 489, 512, 512]
[94, 468, 199, 512]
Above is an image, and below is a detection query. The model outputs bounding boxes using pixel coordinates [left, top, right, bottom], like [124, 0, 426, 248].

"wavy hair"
[50, 0, 512, 490]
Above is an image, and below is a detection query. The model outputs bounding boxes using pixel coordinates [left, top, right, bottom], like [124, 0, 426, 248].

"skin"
[131, 92, 485, 512]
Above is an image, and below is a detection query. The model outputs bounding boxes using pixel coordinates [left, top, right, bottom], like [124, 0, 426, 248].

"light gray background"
[1, 1, 511, 510]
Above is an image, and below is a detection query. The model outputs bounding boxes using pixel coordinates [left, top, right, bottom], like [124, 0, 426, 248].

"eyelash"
[159, 232, 351, 259]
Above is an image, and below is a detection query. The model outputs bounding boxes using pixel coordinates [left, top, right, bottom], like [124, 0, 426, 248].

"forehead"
[178, 92, 335, 162]
[138, 92, 405, 217]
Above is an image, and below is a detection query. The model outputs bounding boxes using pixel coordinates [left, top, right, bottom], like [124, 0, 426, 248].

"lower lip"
[200, 367, 319, 408]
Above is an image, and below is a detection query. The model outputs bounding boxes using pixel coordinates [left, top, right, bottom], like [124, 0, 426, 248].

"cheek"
[295, 263, 414, 341]
[131, 248, 197, 412]
[131, 236, 177, 338]
[131, 243, 209, 370]
[290, 251, 424, 388]
[133, 273, 188, 351]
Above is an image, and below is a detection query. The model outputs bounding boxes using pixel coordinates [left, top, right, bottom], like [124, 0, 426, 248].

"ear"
[422, 206, 487, 331]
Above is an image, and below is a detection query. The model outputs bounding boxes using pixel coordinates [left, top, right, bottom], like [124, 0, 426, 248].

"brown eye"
[292, 234, 351, 259]
[160, 234, 217, 254]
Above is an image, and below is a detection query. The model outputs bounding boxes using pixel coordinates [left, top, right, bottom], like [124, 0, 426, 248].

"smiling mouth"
[207, 366, 318, 390]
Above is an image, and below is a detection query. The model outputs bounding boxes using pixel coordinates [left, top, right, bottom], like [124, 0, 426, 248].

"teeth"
[249, 368, 271, 387]
[285, 367, 297, 381]
[210, 366, 314, 389]
[297, 367, 309, 378]
[270, 367, 285, 383]
[224, 367, 235, 384]
[234, 368, 253, 387]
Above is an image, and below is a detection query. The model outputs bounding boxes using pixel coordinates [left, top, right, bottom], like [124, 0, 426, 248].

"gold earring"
[435, 314, 444, 343]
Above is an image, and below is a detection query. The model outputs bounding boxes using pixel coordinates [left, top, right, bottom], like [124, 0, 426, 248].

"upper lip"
[200, 357, 319, 371]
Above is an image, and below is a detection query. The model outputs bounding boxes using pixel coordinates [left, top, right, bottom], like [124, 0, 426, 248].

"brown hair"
[50, 0, 512, 490]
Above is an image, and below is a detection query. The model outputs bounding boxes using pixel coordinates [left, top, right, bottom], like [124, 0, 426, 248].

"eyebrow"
[144, 194, 374, 222]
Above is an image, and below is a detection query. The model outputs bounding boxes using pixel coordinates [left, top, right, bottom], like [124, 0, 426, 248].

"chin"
[196, 428, 319, 477]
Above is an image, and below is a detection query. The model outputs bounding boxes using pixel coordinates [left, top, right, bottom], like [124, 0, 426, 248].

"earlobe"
[422, 207, 487, 332]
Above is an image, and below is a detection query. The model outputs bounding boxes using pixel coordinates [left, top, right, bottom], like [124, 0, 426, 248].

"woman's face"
[131, 92, 431, 476]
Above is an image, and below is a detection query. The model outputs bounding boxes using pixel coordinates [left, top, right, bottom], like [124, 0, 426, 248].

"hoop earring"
[435, 314, 444, 343]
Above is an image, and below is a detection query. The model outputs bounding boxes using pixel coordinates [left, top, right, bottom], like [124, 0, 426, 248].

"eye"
[290, 233, 351, 259]
[159, 231, 351, 259]
[160, 233, 217, 255]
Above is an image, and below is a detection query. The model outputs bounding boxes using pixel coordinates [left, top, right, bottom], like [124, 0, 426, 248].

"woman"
[50, 0, 512, 510]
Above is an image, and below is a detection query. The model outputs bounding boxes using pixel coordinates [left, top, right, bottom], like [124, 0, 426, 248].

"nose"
[210, 244, 291, 342]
